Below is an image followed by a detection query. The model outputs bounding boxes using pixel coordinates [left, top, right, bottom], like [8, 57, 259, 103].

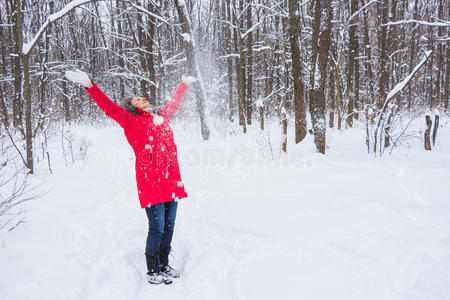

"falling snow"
[153, 115, 164, 125]
[180, 32, 191, 43]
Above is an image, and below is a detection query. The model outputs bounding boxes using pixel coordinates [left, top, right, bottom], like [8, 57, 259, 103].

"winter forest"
[1, 0, 449, 299]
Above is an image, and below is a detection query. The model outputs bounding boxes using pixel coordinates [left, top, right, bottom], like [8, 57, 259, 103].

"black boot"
[160, 247, 170, 267]
[160, 247, 181, 278]
[145, 254, 172, 285]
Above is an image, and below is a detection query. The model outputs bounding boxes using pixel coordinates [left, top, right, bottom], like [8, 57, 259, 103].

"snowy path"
[1, 122, 449, 300]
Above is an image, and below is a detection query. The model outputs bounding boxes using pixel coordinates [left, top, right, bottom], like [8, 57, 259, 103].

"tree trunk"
[226, 2, 234, 122]
[407, 0, 419, 109]
[346, 0, 358, 127]
[146, 1, 156, 103]
[378, 0, 389, 108]
[436, 0, 443, 108]
[136, 0, 149, 100]
[0, 86, 8, 126]
[236, 0, 247, 132]
[424, 115, 431, 150]
[0, 6, 9, 126]
[288, 0, 307, 143]
[12, 0, 23, 133]
[246, 0, 253, 125]
[23, 53, 33, 173]
[329, 64, 335, 128]
[362, 2, 374, 104]
[353, 0, 360, 121]
[309, 0, 332, 154]
[445, 40, 449, 111]
[173, 0, 210, 140]
[335, 3, 343, 130]
[116, 0, 125, 100]
[432, 115, 439, 147]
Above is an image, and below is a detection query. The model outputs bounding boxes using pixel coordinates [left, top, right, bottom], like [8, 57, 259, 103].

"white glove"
[65, 69, 92, 87]
[182, 75, 197, 85]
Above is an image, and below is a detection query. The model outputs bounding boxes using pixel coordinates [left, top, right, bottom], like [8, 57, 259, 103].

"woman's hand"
[181, 75, 197, 85]
[65, 69, 93, 88]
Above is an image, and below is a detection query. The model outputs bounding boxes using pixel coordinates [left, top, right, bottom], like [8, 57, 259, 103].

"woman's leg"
[145, 203, 165, 260]
[144, 203, 174, 284]
[160, 200, 178, 252]
[160, 200, 178, 267]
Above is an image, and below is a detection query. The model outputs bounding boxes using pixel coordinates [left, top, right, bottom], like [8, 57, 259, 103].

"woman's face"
[132, 96, 151, 110]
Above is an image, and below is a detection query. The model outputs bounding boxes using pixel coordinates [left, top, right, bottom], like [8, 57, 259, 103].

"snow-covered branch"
[22, 0, 95, 55]
[249, 2, 289, 18]
[163, 51, 186, 66]
[130, 3, 180, 26]
[214, 18, 237, 29]
[385, 50, 432, 102]
[346, 0, 379, 26]
[241, 19, 265, 39]
[106, 71, 159, 88]
[381, 19, 450, 27]
[333, 0, 378, 68]
[23, 0, 178, 56]
[217, 53, 240, 59]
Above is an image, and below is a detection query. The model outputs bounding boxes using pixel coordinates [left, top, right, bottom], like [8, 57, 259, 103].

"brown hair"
[120, 97, 139, 116]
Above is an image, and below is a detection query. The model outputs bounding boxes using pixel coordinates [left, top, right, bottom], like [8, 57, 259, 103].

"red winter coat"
[85, 82, 189, 208]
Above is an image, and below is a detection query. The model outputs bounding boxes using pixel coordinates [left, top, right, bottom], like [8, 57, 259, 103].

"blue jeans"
[145, 200, 178, 259]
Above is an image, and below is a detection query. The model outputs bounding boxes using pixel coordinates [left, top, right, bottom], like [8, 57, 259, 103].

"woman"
[65, 69, 196, 285]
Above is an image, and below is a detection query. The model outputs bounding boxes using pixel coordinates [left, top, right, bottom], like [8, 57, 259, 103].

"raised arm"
[65, 69, 131, 129]
[159, 82, 189, 122]
[85, 82, 132, 129]
[159, 76, 196, 122]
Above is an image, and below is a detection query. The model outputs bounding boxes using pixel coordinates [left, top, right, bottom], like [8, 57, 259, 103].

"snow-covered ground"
[1, 116, 449, 300]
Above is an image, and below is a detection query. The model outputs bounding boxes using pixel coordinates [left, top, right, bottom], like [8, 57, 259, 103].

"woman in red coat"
[65, 69, 196, 285]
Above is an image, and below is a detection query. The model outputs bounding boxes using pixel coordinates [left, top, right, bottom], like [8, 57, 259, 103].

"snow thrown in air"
[180, 33, 191, 43]
[153, 115, 164, 125]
